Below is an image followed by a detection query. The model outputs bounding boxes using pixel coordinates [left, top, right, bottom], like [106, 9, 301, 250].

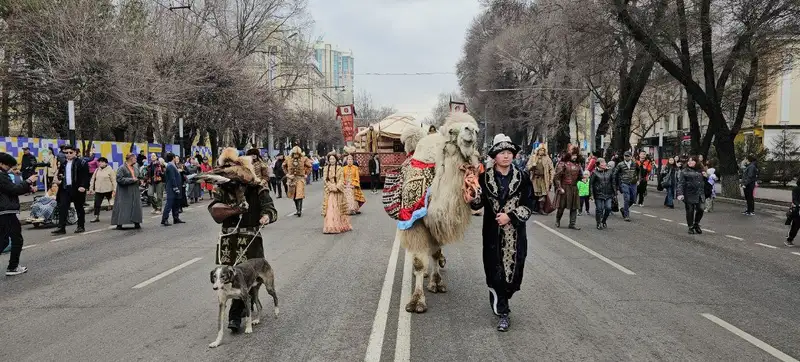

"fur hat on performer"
[290, 145, 304, 157]
[487, 133, 520, 158]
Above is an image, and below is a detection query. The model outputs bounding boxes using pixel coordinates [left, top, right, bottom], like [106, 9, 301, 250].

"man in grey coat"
[111, 153, 143, 230]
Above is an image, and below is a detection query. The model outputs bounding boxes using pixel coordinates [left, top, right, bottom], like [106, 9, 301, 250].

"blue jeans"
[664, 186, 674, 207]
[619, 183, 637, 218]
[595, 198, 612, 225]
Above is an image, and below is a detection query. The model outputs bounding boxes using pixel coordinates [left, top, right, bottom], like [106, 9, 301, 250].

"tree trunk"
[0, 84, 9, 136]
[713, 123, 741, 198]
[553, 102, 572, 153]
[207, 127, 219, 162]
[25, 92, 34, 137]
[112, 125, 127, 142]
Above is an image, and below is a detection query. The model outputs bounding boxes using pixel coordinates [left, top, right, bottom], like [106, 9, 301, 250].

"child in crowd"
[704, 168, 718, 212]
[578, 170, 591, 216]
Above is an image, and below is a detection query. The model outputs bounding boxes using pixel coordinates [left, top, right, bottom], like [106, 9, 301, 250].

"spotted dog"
[208, 258, 279, 348]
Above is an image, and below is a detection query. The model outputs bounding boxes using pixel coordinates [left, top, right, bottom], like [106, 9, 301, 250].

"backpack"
[382, 168, 403, 220]
[704, 177, 712, 198]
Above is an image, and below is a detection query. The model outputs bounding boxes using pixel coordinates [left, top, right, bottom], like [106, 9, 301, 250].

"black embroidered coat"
[470, 166, 533, 296]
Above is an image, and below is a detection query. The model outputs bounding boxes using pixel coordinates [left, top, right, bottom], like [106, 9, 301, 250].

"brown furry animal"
[194, 147, 262, 210]
[398, 112, 480, 313]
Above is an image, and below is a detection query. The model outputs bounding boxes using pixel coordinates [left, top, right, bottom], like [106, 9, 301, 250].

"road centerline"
[644, 213, 656, 218]
[533, 221, 636, 275]
[660, 218, 673, 222]
[755, 243, 778, 249]
[395, 250, 412, 362]
[364, 234, 401, 362]
[701, 313, 798, 362]
[132, 257, 202, 289]
[725, 235, 744, 241]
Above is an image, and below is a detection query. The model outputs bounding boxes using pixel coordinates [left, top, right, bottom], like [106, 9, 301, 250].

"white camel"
[397, 112, 480, 313]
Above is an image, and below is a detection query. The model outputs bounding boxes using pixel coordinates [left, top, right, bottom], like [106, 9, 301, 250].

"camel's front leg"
[427, 248, 447, 293]
[405, 253, 430, 313]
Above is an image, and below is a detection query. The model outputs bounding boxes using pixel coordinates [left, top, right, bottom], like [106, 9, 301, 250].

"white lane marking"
[395, 250, 412, 362]
[107, 226, 117, 229]
[50, 236, 73, 242]
[132, 257, 202, 289]
[150, 215, 160, 219]
[364, 233, 401, 362]
[755, 243, 778, 249]
[534, 221, 635, 275]
[792, 252, 800, 256]
[702, 229, 716, 234]
[678, 222, 688, 226]
[644, 214, 656, 218]
[83, 229, 103, 235]
[660, 218, 673, 222]
[726, 235, 744, 241]
[701, 313, 799, 362]
[22, 244, 38, 250]
[630, 210, 642, 214]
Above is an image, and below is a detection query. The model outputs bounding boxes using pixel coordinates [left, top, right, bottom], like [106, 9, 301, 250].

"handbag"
[208, 203, 244, 224]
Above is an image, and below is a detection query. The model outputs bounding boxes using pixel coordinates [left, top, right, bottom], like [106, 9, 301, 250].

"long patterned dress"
[342, 164, 365, 214]
[322, 165, 352, 234]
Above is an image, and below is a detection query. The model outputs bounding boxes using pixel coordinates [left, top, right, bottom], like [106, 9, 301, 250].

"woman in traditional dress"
[111, 154, 143, 230]
[322, 153, 352, 234]
[342, 155, 365, 215]
[208, 148, 278, 332]
[469, 134, 533, 332]
[525, 144, 554, 214]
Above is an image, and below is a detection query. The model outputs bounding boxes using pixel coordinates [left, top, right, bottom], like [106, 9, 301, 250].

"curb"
[645, 185, 787, 211]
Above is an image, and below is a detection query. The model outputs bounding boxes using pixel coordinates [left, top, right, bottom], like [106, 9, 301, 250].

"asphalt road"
[2, 182, 799, 361]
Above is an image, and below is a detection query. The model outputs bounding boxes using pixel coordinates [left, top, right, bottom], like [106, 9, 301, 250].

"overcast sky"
[306, 0, 483, 121]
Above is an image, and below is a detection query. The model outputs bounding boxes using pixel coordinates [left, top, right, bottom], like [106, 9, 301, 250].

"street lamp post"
[178, 117, 184, 159]
[67, 101, 76, 146]
[658, 125, 664, 177]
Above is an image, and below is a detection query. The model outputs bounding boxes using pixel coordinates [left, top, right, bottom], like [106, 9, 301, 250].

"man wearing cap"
[470, 134, 533, 332]
[0, 152, 38, 276]
[52, 144, 90, 234]
[613, 151, 641, 221]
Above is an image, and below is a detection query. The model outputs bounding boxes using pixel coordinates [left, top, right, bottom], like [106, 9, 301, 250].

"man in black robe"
[470, 134, 533, 332]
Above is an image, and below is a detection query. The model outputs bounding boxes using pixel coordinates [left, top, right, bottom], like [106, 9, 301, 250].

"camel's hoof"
[427, 282, 447, 293]
[405, 300, 427, 313]
[438, 256, 447, 268]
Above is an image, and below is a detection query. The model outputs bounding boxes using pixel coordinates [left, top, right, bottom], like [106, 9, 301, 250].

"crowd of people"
[500, 146, 763, 236]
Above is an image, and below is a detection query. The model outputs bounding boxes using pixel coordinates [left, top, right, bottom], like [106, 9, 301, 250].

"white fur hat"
[488, 133, 520, 158]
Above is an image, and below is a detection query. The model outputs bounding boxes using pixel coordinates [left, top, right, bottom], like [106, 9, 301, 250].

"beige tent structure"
[354, 114, 424, 153]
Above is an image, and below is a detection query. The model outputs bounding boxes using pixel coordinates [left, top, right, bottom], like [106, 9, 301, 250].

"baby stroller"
[26, 195, 77, 228]
[140, 184, 151, 206]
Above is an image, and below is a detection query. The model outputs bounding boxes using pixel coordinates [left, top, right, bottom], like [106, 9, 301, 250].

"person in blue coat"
[161, 153, 185, 226]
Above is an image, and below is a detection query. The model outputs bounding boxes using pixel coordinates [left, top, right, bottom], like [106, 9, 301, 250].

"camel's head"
[441, 112, 479, 160]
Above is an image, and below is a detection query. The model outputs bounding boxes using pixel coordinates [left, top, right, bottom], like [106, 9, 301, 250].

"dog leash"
[231, 221, 267, 266]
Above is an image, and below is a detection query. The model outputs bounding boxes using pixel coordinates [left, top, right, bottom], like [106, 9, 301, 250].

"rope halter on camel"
[460, 164, 482, 204]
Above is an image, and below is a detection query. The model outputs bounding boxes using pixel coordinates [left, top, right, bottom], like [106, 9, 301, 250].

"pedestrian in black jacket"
[368, 154, 381, 193]
[785, 179, 800, 247]
[52, 145, 90, 235]
[741, 155, 759, 215]
[589, 158, 615, 230]
[0, 152, 38, 276]
[677, 156, 706, 234]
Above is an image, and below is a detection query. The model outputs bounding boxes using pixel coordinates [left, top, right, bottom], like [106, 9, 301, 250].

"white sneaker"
[6, 266, 28, 276]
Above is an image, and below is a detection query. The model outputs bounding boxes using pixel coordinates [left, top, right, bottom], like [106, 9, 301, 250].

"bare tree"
[610, 0, 800, 196]
[353, 89, 396, 126]
[423, 91, 461, 126]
